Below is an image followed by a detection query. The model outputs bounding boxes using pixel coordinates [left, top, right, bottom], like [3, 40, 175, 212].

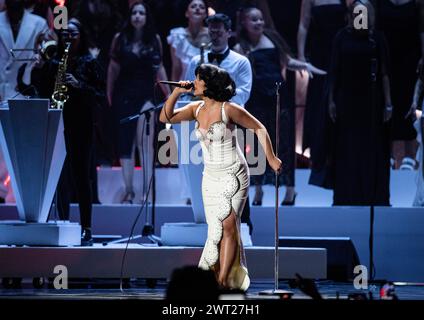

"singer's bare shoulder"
[186, 100, 204, 116]
[225, 102, 244, 116]
[225, 102, 266, 131]
[159, 100, 202, 124]
[182, 100, 204, 121]
[224, 101, 245, 121]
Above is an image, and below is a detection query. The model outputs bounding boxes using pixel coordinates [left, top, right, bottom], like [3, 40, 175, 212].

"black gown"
[377, 0, 421, 140]
[111, 36, 161, 158]
[304, 3, 347, 180]
[246, 48, 295, 187]
[330, 28, 391, 206]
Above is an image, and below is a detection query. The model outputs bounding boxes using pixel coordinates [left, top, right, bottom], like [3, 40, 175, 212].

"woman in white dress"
[160, 64, 282, 290]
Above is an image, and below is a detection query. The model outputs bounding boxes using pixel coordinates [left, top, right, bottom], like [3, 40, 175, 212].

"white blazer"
[0, 10, 48, 102]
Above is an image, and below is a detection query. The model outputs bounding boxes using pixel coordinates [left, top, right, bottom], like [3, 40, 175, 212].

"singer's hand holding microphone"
[159, 80, 194, 94]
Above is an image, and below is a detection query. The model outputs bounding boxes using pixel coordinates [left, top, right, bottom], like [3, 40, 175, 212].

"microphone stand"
[369, 50, 378, 282]
[120, 104, 163, 244]
[119, 104, 163, 125]
[260, 82, 293, 298]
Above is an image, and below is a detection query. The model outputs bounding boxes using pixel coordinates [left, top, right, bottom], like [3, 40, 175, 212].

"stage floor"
[0, 280, 423, 300]
[1, 204, 424, 283]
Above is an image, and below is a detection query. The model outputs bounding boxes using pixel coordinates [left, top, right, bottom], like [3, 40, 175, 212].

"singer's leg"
[218, 209, 238, 288]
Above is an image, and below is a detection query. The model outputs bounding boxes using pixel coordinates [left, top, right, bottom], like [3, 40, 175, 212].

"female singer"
[159, 63, 282, 290]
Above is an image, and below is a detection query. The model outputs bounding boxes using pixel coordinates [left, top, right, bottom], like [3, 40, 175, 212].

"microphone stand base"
[142, 224, 162, 246]
[259, 289, 293, 299]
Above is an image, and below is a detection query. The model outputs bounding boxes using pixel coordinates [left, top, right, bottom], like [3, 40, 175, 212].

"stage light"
[3, 175, 10, 186]
[380, 282, 398, 300]
[54, 0, 66, 7]
[245, 144, 251, 154]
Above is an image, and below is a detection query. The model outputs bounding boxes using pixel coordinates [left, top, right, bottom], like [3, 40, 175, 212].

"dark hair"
[205, 13, 232, 31]
[195, 64, 236, 102]
[119, 1, 158, 47]
[182, 0, 207, 11]
[56, 18, 89, 56]
[236, 7, 290, 67]
[75, 0, 123, 37]
[6, 0, 25, 22]
[180, 0, 208, 27]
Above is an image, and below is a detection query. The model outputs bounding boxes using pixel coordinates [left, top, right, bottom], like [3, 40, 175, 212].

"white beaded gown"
[195, 101, 250, 291]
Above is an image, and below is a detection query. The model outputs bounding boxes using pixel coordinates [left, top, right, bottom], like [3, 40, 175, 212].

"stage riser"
[2, 205, 424, 282]
[0, 222, 81, 246]
[3, 168, 411, 206]
[0, 246, 326, 280]
[95, 168, 417, 207]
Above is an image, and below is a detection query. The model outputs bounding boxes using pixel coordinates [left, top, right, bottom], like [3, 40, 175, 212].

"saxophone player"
[57, 18, 105, 246]
[17, 18, 105, 246]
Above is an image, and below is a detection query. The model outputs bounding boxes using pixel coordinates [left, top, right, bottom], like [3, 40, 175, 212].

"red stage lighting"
[54, 0, 66, 7]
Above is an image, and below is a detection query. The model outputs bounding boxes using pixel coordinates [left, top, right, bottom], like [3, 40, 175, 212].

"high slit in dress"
[195, 101, 250, 291]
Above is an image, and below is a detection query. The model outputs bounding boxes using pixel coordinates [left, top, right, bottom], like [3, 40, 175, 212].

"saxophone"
[50, 42, 71, 110]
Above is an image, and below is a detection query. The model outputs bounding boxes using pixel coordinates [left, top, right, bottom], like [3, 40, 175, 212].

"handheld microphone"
[159, 80, 194, 89]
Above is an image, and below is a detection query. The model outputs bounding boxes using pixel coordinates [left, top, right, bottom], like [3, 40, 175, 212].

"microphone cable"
[118, 119, 155, 294]
[118, 82, 168, 295]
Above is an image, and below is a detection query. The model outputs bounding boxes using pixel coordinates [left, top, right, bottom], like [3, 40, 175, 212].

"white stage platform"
[1, 204, 424, 282]
[1, 169, 423, 283]
[0, 221, 80, 246]
[94, 168, 421, 207]
[0, 244, 326, 280]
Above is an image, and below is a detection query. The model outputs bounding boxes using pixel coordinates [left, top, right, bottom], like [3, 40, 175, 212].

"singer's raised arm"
[159, 87, 197, 124]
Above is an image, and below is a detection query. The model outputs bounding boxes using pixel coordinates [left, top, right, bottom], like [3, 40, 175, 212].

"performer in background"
[16, 18, 105, 246]
[107, 1, 170, 204]
[56, 19, 105, 246]
[159, 63, 282, 290]
[167, 0, 210, 82]
[297, 0, 347, 186]
[167, 0, 210, 205]
[0, 0, 48, 203]
[234, 6, 326, 206]
[0, 0, 48, 101]
[376, 0, 423, 170]
[24, 0, 54, 28]
[75, 0, 124, 168]
[328, 0, 392, 206]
